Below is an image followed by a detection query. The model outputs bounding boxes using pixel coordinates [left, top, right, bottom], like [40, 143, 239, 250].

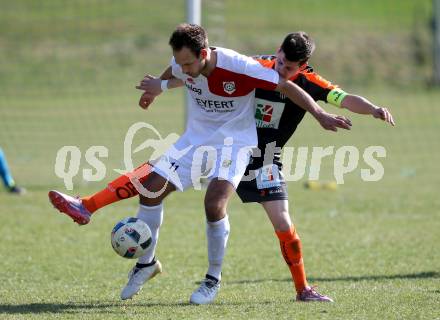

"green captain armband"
[327, 88, 348, 107]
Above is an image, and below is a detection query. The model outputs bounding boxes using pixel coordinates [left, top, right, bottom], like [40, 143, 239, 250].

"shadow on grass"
[0, 300, 277, 315]
[227, 271, 440, 285]
[3, 272, 437, 314]
[0, 301, 191, 315]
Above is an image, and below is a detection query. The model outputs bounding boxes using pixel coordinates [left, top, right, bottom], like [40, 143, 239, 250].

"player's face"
[173, 47, 206, 78]
[275, 50, 302, 80]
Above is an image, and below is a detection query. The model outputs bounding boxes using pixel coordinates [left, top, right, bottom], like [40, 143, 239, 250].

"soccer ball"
[111, 217, 152, 259]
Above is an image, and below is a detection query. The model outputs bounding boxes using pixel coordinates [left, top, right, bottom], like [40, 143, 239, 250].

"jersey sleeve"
[299, 70, 347, 107]
[243, 57, 279, 90]
[217, 48, 279, 91]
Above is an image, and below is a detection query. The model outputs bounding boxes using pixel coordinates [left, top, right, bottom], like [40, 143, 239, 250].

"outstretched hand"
[136, 74, 162, 110]
[136, 74, 162, 95]
[372, 107, 395, 126]
[317, 112, 352, 132]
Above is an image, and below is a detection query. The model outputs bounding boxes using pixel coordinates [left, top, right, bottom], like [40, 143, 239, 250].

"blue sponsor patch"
[256, 164, 281, 189]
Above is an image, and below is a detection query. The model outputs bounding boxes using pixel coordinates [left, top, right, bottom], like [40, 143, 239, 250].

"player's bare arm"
[341, 94, 395, 126]
[136, 66, 184, 109]
[276, 78, 352, 131]
[137, 66, 184, 92]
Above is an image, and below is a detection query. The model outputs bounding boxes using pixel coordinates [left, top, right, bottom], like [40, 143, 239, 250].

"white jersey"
[171, 47, 279, 149]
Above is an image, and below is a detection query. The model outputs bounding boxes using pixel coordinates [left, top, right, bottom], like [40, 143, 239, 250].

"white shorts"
[152, 142, 253, 191]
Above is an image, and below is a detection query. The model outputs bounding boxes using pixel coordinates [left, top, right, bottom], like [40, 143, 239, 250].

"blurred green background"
[0, 1, 439, 319]
[0, 0, 438, 189]
[0, 0, 438, 188]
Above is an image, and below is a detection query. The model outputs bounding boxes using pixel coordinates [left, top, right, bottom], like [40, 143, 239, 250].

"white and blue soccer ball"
[111, 217, 152, 259]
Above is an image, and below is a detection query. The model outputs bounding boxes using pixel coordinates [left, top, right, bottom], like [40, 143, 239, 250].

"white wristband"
[160, 80, 169, 92]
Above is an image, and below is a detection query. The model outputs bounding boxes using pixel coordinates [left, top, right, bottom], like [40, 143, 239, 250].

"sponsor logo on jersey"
[195, 98, 235, 113]
[255, 104, 273, 123]
[223, 81, 236, 95]
[254, 98, 285, 129]
[185, 83, 202, 95]
[187, 77, 195, 84]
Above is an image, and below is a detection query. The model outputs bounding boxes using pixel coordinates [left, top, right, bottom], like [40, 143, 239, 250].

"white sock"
[136, 203, 163, 264]
[206, 215, 230, 281]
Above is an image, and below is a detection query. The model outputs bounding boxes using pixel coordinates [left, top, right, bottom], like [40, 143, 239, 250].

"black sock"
[205, 274, 219, 283]
[136, 257, 156, 269]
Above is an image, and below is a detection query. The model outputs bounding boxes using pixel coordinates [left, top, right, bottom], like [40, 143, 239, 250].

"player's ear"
[200, 49, 208, 59]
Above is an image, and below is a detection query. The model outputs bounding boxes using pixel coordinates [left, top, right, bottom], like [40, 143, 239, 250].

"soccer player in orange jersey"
[234, 32, 394, 302]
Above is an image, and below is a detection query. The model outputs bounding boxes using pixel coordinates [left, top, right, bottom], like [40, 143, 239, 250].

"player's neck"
[201, 48, 217, 77]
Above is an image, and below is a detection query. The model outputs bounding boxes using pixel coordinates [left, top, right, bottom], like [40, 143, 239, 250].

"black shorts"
[236, 163, 288, 203]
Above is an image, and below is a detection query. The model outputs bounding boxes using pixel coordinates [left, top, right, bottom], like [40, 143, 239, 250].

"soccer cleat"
[189, 275, 220, 305]
[296, 286, 334, 302]
[120, 260, 162, 300]
[48, 190, 91, 225]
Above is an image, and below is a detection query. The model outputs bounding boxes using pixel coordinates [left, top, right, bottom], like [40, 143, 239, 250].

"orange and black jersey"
[250, 55, 340, 168]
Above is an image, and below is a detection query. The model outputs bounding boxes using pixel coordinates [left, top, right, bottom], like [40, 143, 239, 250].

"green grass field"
[1, 1, 439, 319]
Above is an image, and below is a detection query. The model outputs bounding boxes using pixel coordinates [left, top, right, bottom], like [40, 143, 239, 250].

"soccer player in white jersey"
[48, 24, 351, 303]
[144, 31, 394, 304]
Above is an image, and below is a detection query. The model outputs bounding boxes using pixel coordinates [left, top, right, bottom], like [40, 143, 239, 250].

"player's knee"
[204, 198, 226, 221]
[138, 172, 173, 206]
[266, 207, 292, 232]
[204, 179, 233, 221]
[276, 219, 292, 232]
[139, 194, 162, 206]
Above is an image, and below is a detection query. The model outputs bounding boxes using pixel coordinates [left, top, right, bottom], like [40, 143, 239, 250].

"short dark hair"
[280, 32, 315, 64]
[169, 23, 209, 57]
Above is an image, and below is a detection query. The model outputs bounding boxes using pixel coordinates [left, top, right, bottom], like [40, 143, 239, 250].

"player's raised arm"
[339, 94, 395, 126]
[137, 66, 185, 94]
[276, 78, 352, 131]
[136, 66, 185, 109]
